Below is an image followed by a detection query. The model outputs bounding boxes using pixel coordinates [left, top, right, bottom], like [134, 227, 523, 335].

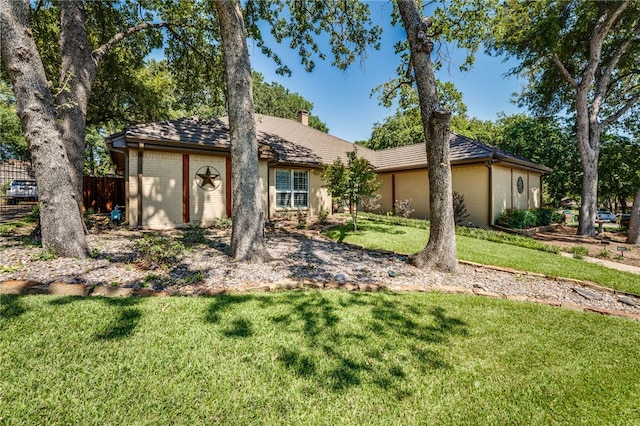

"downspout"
[527, 172, 530, 208]
[486, 159, 494, 226]
[265, 151, 279, 222]
[137, 142, 144, 228]
[124, 152, 130, 226]
[392, 174, 396, 214]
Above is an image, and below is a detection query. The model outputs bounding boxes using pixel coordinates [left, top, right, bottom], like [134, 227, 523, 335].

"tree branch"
[593, 20, 639, 107]
[550, 53, 578, 89]
[582, 0, 631, 88]
[164, 26, 217, 68]
[601, 91, 640, 127]
[91, 22, 172, 66]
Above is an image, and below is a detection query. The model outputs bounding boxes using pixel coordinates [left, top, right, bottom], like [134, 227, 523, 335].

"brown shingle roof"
[250, 115, 378, 166]
[374, 133, 551, 173]
[121, 116, 231, 148]
[110, 116, 549, 173]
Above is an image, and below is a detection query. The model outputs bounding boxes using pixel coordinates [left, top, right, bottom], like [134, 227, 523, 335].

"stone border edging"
[2, 276, 639, 322]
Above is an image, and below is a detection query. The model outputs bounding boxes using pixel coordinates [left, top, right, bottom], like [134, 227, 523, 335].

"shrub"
[360, 194, 381, 213]
[452, 191, 469, 225]
[214, 215, 231, 230]
[495, 207, 563, 229]
[183, 221, 208, 245]
[318, 207, 329, 224]
[134, 233, 184, 269]
[296, 209, 307, 229]
[569, 245, 589, 259]
[394, 199, 414, 218]
[27, 204, 40, 223]
[531, 207, 563, 226]
[495, 209, 538, 229]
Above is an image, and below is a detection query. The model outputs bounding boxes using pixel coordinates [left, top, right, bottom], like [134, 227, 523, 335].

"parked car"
[595, 210, 616, 223]
[5, 179, 38, 204]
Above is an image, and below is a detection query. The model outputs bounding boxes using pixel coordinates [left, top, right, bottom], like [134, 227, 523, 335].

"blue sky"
[249, 2, 526, 142]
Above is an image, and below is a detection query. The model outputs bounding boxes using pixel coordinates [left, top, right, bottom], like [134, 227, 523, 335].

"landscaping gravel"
[1, 227, 639, 319]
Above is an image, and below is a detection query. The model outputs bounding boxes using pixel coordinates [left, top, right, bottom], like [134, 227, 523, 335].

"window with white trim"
[275, 169, 308, 208]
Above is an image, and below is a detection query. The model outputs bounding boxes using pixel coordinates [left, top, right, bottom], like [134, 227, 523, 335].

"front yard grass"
[1, 292, 639, 424]
[324, 217, 640, 295]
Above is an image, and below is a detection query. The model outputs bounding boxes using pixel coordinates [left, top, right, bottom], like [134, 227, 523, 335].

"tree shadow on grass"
[202, 291, 468, 395]
[0, 295, 27, 328]
[47, 296, 143, 341]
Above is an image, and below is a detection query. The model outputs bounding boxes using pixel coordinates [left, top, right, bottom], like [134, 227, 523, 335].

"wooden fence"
[83, 176, 125, 213]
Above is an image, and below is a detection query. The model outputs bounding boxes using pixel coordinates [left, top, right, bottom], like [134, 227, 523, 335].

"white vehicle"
[6, 179, 38, 204]
[595, 210, 616, 223]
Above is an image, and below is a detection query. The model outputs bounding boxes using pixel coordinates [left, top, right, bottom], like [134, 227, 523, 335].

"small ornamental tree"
[322, 149, 381, 231]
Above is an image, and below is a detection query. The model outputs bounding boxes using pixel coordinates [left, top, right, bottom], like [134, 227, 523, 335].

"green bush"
[453, 191, 470, 225]
[569, 245, 589, 259]
[317, 207, 329, 224]
[532, 207, 564, 226]
[214, 215, 231, 230]
[134, 234, 184, 269]
[495, 209, 538, 229]
[27, 204, 40, 223]
[183, 221, 208, 245]
[495, 207, 563, 229]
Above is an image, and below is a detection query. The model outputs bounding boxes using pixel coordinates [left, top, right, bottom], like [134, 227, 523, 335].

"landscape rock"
[618, 295, 638, 307]
[573, 287, 603, 301]
[0, 280, 41, 294]
[92, 286, 134, 297]
[49, 282, 91, 297]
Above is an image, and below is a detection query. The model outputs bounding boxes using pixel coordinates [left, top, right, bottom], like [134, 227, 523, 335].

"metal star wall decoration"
[195, 166, 221, 190]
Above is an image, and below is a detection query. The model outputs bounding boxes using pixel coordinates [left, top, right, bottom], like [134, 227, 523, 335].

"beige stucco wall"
[376, 164, 550, 228]
[124, 146, 545, 230]
[528, 173, 542, 209]
[376, 173, 393, 213]
[491, 164, 544, 224]
[259, 160, 269, 215]
[139, 151, 183, 229]
[491, 165, 512, 225]
[189, 155, 227, 226]
[451, 164, 490, 227]
[375, 173, 427, 215]
[128, 151, 138, 226]
[268, 167, 331, 219]
[377, 166, 490, 226]
[127, 151, 229, 229]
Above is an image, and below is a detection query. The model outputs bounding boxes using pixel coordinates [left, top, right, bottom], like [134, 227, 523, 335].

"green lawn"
[2, 293, 639, 424]
[325, 217, 640, 295]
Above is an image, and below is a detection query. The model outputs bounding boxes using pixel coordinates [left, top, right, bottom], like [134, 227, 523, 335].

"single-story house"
[106, 111, 550, 229]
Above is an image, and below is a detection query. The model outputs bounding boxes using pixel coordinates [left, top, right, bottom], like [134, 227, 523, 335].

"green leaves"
[322, 149, 381, 230]
[250, 0, 382, 73]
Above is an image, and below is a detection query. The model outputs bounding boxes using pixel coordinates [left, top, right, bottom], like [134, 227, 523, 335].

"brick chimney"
[297, 110, 309, 126]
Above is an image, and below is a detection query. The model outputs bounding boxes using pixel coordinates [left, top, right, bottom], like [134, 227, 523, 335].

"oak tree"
[396, 0, 457, 272]
[486, 0, 640, 236]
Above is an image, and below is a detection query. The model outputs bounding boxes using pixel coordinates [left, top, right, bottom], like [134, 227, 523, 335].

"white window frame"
[275, 169, 309, 209]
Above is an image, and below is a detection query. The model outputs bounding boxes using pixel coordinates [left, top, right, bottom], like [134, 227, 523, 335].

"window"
[275, 169, 308, 208]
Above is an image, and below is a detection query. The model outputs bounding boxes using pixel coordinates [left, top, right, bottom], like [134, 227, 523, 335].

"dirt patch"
[534, 225, 640, 268]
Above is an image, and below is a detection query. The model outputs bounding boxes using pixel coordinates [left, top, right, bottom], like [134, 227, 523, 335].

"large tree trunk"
[58, 0, 97, 210]
[626, 186, 640, 245]
[397, 0, 456, 272]
[575, 90, 599, 237]
[215, 0, 271, 262]
[1, 0, 88, 257]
